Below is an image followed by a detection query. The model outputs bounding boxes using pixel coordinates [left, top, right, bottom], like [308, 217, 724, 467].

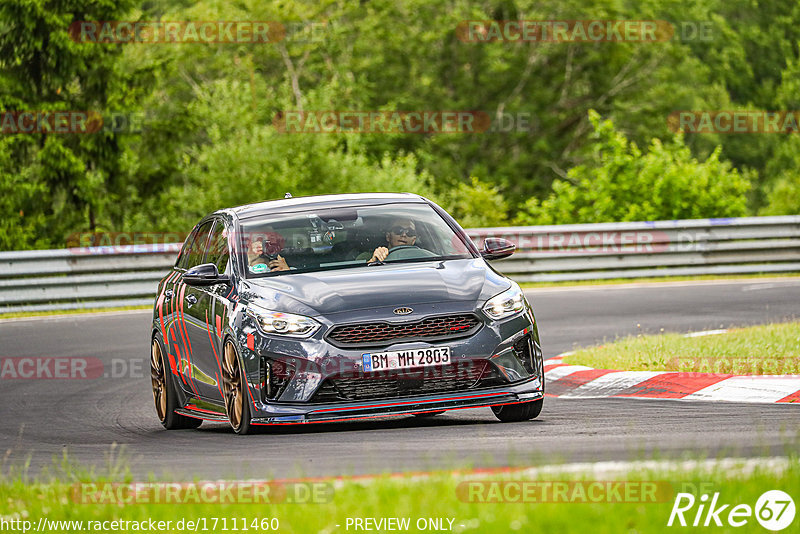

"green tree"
[0, 0, 142, 249]
[126, 79, 436, 231]
[515, 111, 751, 224]
[440, 177, 508, 228]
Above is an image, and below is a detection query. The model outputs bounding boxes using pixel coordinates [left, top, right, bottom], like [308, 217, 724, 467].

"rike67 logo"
[668, 490, 795, 531]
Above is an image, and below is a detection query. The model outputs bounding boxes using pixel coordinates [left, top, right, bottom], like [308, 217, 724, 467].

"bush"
[437, 177, 509, 228]
[515, 111, 752, 225]
[127, 81, 435, 231]
[759, 173, 800, 216]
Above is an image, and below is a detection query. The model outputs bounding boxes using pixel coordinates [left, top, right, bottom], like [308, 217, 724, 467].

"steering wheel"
[384, 245, 419, 260]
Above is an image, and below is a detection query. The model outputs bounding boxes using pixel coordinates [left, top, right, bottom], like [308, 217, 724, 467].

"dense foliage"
[514, 111, 752, 224]
[1, 0, 799, 249]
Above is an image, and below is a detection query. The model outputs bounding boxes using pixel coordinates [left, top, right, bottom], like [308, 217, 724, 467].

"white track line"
[684, 329, 728, 337]
[544, 365, 595, 381]
[683, 376, 800, 403]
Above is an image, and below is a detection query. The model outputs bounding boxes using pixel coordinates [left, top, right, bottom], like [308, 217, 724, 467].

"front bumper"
[203, 300, 543, 424]
[249, 376, 543, 425]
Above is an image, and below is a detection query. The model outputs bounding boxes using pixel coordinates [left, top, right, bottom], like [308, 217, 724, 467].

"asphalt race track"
[1, 278, 798, 480]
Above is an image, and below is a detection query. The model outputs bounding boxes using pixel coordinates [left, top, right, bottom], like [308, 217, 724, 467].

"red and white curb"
[544, 354, 800, 404]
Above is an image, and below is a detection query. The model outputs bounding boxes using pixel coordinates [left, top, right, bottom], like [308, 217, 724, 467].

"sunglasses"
[390, 226, 417, 237]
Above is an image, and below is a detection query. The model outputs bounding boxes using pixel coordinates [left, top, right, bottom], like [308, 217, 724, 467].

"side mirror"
[184, 263, 228, 286]
[481, 237, 516, 260]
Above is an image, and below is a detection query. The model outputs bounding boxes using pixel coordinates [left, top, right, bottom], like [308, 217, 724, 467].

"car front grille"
[326, 313, 481, 348]
[310, 360, 505, 403]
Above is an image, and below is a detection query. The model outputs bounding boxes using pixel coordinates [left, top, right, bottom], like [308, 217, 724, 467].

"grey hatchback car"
[150, 193, 544, 434]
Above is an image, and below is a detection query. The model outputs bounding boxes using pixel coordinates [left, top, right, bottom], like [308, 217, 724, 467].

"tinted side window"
[206, 221, 230, 273]
[175, 229, 197, 269]
[185, 221, 213, 269]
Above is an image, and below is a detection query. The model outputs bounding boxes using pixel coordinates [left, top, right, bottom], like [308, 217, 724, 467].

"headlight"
[246, 307, 320, 338]
[482, 284, 526, 320]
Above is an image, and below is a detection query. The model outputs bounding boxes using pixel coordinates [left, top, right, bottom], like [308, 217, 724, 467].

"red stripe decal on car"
[174, 284, 191, 366]
[178, 283, 193, 356]
[173, 283, 192, 389]
[251, 401, 537, 426]
[174, 346, 188, 386]
[178, 283, 200, 397]
[205, 310, 224, 397]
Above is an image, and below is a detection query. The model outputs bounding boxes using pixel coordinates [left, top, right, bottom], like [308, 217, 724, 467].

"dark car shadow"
[195, 412, 509, 436]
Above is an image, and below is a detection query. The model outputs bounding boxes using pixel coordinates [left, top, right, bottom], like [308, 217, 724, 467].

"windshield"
[239, 202, 473, 277]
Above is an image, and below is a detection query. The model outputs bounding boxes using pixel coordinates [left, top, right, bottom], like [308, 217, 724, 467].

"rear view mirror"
[481, 237, 516, 260]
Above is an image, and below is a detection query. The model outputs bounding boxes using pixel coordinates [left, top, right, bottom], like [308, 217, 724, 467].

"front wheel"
[491, 398, 543, 422]
[222, 340, 254, 435]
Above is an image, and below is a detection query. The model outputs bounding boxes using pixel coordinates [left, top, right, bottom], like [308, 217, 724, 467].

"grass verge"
[0, 305, 150, 320]
[562, 322, 800, 375]
[1, 457, 797, 533]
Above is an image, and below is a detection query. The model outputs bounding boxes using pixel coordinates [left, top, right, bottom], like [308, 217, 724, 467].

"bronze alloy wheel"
[151, 338, 168, 422]
[222, 341, 252, 434]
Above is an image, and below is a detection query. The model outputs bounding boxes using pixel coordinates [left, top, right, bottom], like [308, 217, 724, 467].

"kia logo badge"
[393, 307, 413, 315]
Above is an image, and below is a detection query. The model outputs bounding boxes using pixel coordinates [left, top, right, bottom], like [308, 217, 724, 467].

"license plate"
[361, 347, 451, 372]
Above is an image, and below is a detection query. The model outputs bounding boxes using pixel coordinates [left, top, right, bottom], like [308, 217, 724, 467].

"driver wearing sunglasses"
[367, 218, 418, 263]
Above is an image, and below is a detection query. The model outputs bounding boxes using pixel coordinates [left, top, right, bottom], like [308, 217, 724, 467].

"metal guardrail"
[0, 245, 179, 313]
[1, 216, 799, 313]
[468, 216, 800, 282]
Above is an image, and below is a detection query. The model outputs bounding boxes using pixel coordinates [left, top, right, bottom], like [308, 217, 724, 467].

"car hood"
[241, 258, 511, 317]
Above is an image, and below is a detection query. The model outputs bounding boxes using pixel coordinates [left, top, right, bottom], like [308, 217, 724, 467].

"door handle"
[185, 294, 197, 308]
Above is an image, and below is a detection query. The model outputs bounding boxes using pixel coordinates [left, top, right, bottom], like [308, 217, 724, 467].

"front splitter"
[250, 386, 543, 425]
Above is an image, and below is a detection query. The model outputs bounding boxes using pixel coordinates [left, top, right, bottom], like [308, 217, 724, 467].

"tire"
[491, 398, 543, 422]
[413, 411, 446, 418]
[491, 338, 546, 422]
[151, 334, 202, 430]
[222, 340, 254, 435]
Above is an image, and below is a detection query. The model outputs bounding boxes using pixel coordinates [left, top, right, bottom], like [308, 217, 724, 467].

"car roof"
[222, 192, 429, 219]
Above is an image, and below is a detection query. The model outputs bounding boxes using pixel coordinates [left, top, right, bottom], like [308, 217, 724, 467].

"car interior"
[241, 211, 463, 274]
